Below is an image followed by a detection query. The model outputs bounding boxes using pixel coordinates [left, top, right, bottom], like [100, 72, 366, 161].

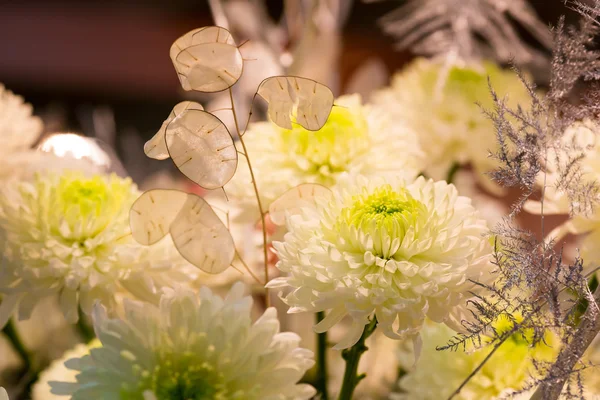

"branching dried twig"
[375, 0, 552, 66]
[442, 2, 600, 399]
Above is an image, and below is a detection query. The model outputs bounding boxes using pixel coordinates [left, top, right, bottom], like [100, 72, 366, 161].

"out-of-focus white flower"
[453, 170, 508, 228]
[0, 387, 8, 400]
[225, 94, 423, 219]
[0, 171, 196, 329]
[32, 341, 100, 400]
[372, 58, 531, 193]
[0, 84, 47, 182]
[391, 319, 559, 400]
[0, 84, 43, 156]
[269, 174, 492, 349]
[49, 283, 316, 400]
[524, 120, 600, 268]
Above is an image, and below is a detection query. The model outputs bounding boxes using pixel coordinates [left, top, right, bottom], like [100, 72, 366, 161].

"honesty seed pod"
[170, 26, 243, 93]
[130, 189, 235, 274]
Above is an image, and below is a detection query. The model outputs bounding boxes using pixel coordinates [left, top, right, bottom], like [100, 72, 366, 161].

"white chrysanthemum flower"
[0, 171, 196, 328]
[268, 174, 492, 349]
[372, 58, 531, 192]
[225, 94, 424, 218]
[524, 119, 600, 268]
[0, 84, 43, 155]
[391, 319, 560, 400]
[32, 341, 100, 400]
[49, 283, 316, 400]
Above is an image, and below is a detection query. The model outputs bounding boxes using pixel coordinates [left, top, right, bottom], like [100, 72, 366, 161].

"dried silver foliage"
[440, 2, 600, 399]
[375, 0, 553, 66]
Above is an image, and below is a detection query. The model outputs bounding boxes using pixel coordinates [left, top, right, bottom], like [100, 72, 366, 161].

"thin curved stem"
[76, 308, 96, 344]
[3, 319, 32, 370]
[337, 318, 378, 400]
[446, 162, 461, 184]
[235, 250, 263, 285]
[447, 340, 503, 399]
[315, 311, 329, 400]
[228, 88, 271, 306]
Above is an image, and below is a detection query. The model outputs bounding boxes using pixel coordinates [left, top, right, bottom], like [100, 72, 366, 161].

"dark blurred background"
[0, 0, 577, 178]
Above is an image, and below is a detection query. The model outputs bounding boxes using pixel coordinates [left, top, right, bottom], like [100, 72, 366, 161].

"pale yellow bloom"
[392, 318, 560, 400]
[50, 283, 316, 400]
[373, 58, 531, 192]
[269, 174, 492, 349]
[225, 94, 423, 219]
[0, 171, 196, 328]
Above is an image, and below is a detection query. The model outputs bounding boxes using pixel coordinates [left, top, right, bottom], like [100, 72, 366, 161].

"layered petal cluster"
[391, 320, 560, 400]
[269, 174, 492, 349]
[372, 58, 531, 192]
[0, 171, 196, 328]
[50, 283, 316, 400]
[0, 84, 43, 156]
[0, 84, 48, 182]
[225, 94, 423, 217]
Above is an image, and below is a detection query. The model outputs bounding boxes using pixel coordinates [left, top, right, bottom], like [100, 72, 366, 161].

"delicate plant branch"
[447, 340, 503, 400]
[315, 311, 329, 400]
[234, 249, 263, 285]
[228, 88, 271, 305]
[445, 304, 544, 399]
[531, 284, 600, 400]
[337, 318, 378, 400]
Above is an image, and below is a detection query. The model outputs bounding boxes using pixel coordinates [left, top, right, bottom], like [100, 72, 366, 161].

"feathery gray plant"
[374, 0, 552, 66]
[439, 1, 600, 399]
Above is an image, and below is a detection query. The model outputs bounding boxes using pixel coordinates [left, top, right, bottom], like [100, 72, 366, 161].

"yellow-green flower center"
[128, 353, 228, 400]
[48, 172, 136, 241]
[280, 106, 370, 184]
[332, 185, 427, 259]
[58, 176, 110, 217]
[343, 185, 423, 232]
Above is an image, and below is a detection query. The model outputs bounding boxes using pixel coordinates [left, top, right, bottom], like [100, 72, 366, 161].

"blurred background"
[0, 0, 579, 182]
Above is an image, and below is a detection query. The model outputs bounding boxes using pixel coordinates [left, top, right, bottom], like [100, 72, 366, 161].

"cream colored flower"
[50, 283, 316, 400]
[0, 84, 43, 156]
[524, 119, 600, 268]
[372, 58, 531, 192]
[225, 94, 423, 219]
[32, 341, 100, 400]
[0, 84, 49, 182]
[0, 387, 8, 400]
[0, 171, 196, 329]
[391, 319, 560, 400]
[268, 174, 492, 349]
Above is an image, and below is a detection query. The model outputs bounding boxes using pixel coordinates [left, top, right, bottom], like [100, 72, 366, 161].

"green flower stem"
[445, 162, 461, 184]
[76, 308, 96, 343]
[315, 311, 329, 400]
[337, 317, 378, 400]
[2, 319, 32, 370]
